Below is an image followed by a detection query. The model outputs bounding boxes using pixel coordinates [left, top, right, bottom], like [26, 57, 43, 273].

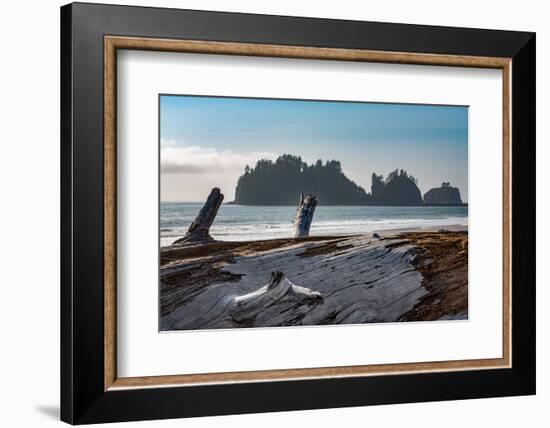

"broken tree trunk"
[173, 187, 223, 244]
[293, 193, 318, 238]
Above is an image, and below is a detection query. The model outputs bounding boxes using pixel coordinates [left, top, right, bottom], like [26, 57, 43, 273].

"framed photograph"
[61, 2, 535, 424]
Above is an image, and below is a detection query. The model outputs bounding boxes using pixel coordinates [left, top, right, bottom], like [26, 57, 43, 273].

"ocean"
[160, 203, 468, 246]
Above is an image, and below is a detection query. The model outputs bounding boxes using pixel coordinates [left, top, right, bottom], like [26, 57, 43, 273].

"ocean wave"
[160, 216, 467, 246]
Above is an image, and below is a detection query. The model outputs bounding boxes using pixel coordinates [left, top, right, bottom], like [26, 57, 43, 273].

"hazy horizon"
[160, 95, 468, 203]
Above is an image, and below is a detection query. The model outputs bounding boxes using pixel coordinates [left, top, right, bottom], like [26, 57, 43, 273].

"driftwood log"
[160, 231, 468, 330]
[230, 271, 323, 325]
[173, 188, 223, 244]
[293, 193, 318, 238]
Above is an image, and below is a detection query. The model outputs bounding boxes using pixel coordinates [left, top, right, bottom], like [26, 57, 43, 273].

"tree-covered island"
[232, 154, 464, 206]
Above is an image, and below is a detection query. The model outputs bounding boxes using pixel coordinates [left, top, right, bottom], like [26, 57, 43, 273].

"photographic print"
[159, 95, 468, 331]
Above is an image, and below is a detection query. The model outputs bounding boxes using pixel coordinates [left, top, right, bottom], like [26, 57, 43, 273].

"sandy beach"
[160, 226, 468, 330]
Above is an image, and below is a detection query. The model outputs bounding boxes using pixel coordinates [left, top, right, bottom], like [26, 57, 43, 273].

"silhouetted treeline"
[234, 155, 368, 205]
[232, 154, 453, 206]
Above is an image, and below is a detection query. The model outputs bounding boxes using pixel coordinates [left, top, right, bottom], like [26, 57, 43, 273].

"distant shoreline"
[226, 201, 468, 207]
[160, 202, 468, 246]
[161, 225, 468, 248]
[162, 201, 468, 207]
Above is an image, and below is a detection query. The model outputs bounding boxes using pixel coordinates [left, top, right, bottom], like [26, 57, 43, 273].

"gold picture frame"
[103, 36, 512, 391]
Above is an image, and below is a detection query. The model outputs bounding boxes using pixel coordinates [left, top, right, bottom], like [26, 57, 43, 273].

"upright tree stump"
[173, 188, 224, 244]
[293, 193, 318, 238]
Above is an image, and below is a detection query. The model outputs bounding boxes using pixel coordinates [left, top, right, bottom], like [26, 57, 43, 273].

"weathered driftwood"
[173, 188, 223, 244]
[160, 232, 468, 330]
[230, 271, 323, 324]
[293, 193, 318, 238]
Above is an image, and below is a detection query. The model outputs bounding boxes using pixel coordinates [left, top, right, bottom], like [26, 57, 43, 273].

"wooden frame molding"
[104, 35, 512, 391]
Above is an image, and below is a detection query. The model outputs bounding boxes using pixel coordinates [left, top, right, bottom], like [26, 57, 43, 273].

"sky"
[160, 95, 468, 203]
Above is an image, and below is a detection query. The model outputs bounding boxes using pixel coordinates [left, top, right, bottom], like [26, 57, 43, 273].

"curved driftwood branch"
[231, 271, 324, 324]
[293, 193, 318, 238]
[173, 188, 223, 244]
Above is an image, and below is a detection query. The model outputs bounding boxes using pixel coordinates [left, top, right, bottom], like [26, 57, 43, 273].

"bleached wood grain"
[159, 232, 463, 331]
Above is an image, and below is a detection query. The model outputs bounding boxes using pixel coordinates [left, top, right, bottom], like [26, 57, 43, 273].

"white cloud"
[161, 144, 277, 175]
[160, 143, 278, 201]
[160, 139, 178, 148]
